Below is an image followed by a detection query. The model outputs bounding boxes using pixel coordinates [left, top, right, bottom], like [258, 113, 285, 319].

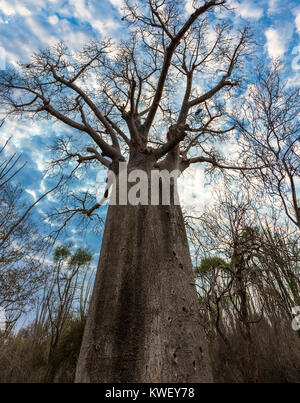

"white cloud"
[26, 189, 37, 200]
[185, 0, 195, 15]
[109, 0, 124, 13]
[48, 15, 59, 25]
[54, 18, 92, 49]
[14, 4, 32, 17]
[295, 12, 300, 34]
[267, 0, 280, 15]
[287, 72, 300, 88]
[25, 16, 57, 46]
[67, 0, 120, 36]
[0, 0, 32, 16]
[265, 28, 286, 58]
[179, 165, 220, 211]
[233, 0, 263, 20]
[0, 0, 16, 16]
[90, 18, 120, 37]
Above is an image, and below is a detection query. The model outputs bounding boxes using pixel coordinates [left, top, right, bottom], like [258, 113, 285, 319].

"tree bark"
[234, 253, 259, 383]
[75, 172, 212, 382]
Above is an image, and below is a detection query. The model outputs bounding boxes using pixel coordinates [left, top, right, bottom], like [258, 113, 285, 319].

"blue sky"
[0, 0, 300, 264]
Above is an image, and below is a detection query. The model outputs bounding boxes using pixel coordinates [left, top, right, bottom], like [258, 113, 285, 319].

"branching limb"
[142, 0, 227, 135]
[0, 177, 64, 248]
[184, 155, 268, 172]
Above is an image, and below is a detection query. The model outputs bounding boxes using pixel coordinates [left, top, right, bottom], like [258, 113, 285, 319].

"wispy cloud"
[0, 0, 299, 254]
[265, 27, 289, 58]
[232, 0, 264, 20]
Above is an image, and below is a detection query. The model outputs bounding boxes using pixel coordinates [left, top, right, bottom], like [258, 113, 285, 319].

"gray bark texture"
[76, 162, 212, 383]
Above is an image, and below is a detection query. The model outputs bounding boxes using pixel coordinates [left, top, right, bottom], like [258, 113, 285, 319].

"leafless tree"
[190, 189, 262, 381]
[234, 61, 300, 230]
[0, 139, 49, 330]
[35, 244, 92, 382]
[0, 0, 254, 382]
[188, 184, 300, 381]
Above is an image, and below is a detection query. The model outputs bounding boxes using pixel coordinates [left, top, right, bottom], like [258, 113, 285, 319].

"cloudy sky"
[0, 0, 300, 260]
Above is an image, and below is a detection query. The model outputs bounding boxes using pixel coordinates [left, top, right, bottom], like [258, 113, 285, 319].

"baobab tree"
[0, 0, 252, 382]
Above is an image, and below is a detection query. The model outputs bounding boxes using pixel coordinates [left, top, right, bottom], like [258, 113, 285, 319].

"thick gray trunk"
[76, 184, 212, 382]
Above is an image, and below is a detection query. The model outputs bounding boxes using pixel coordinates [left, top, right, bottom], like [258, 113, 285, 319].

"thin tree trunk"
[76, 193, 212, 382]
[235, 260, 259, 383]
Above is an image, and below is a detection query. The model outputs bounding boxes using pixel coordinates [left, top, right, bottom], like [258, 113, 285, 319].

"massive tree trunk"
[75, 159, 212, 382]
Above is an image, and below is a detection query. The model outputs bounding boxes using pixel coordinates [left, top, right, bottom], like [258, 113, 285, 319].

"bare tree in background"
[37, 244, 92, 382]
[234, 62, 300, 230]
[0, 0, 253, 382]
[190, 189, 261, 382]
[188, 186, 300, 382]
[0, 139, 47, 330]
